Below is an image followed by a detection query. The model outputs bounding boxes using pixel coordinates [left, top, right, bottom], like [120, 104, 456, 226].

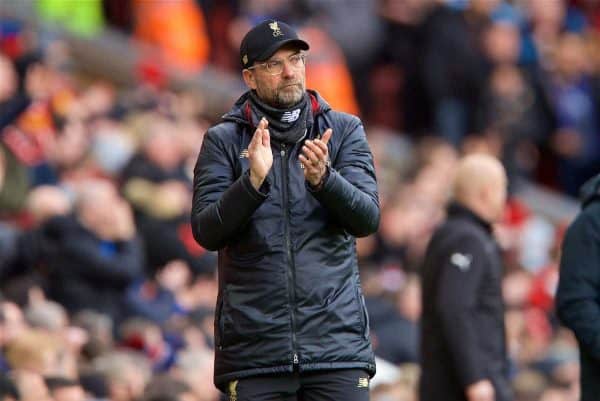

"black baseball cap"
[240, 20, 309, 69]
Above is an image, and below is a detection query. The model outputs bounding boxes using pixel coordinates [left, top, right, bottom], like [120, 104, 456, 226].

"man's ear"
[242, 69, 257, 90]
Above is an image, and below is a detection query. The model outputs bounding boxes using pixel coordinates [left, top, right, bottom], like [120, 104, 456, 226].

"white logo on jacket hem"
[450, 252, 472, 271]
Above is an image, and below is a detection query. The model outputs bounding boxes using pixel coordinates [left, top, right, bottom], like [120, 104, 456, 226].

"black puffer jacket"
[557, 173, 600, 401]
[192, 90, 379, 390]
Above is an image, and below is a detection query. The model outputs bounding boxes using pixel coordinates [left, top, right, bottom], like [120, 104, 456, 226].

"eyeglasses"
[246, 53, 306, 75]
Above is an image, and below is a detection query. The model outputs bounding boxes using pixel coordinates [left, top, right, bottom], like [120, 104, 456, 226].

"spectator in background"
[547, 33, 600, 195]
[133, 0, 210, 72]
[420, 154, 510, 401]
[141, 374, 198, 401]
[0, 52, 34, 213]
[5, 329, 64, 376]
[71, 310, 114, 363]
[419, 0, 487, 145]
[125, 259, 192, 325]
[24, 299, 88, 379]
[0, 301, 27, 372]
[42, 180, 144, 323]
[119, 317, 174, 373]
[122, 114, 214, 276]
[477, 18, 556, 188]
[556, 172, 600, 401]
[171, 349, 218, 401]
[300, 25, 360, 116]
[92, 351, 150, 401]
[368, 273, 420, 365]
[301, 0, 382, 118]
[0, 185, 71, 305]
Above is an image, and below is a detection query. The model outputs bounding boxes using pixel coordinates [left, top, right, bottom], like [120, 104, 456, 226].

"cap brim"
[256, 39, 310, 62]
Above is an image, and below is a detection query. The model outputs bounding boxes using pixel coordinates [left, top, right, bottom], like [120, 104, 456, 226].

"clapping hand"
[299, 128, 332, 188]
[248, 118, 273, 190]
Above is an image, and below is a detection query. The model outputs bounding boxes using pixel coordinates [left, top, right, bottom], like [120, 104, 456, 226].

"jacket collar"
[580, 173, 600, 209]
[447, 202, 493, 233]
[221, 89, 331, 128]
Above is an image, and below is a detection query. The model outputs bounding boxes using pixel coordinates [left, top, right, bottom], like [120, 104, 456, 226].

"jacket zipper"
[280, 143, 299, 367]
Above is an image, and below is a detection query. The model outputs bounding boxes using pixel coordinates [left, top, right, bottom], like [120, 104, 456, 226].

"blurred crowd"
[0, 0, 598, 400]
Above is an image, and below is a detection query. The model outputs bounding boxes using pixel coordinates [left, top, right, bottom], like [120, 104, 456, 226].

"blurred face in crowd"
[0, 55, 17, 102]
[555, 33, 589, 79]
[144, 119, 183, 171]
[242, 44, 306, 108]
[76, 181, 130, 240]
[52, 120, 90, 169]
[79, 182, 118, 223]
[528, 0, 565, 26]
[484, 22, 520, 65]
[157, 260, 191, 293]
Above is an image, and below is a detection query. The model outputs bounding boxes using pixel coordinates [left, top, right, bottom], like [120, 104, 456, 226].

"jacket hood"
[580, 173, 600, 209]
[221, 89, 331, 126]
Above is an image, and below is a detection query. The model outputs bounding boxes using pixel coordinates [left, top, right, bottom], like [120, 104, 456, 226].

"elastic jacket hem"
[214, 361, 376, 391]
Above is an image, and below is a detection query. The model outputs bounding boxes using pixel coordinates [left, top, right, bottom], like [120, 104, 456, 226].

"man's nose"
[281, 61, 296, 78]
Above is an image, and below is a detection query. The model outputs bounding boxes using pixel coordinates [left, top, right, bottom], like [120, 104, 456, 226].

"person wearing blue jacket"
[556, 173, 600, 401]
[191, 19, 380, 401]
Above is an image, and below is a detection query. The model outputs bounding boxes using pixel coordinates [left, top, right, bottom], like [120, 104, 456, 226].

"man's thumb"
[322, 129, 333, 144]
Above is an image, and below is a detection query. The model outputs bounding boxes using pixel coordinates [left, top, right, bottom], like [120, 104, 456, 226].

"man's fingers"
[250, 118, 268, 149]
[258, 117, 268, 130]
[262, 129, 270, 146]
[302, 145, 320, 165]
[299, 154, 319, 173]
[304, 141, 325, 160]
[249, 129, 260, 150]
[321, 129, 332, 145]
[313, 129, 332, 154]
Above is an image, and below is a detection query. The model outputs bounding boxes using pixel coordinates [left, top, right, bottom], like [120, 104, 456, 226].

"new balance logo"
[239, 149, 249, 158]
[357, 377, 369, 388]
[281, 109, 301, 123]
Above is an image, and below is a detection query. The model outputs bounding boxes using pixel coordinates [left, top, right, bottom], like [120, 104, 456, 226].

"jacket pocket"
[360, 293, 370, 340]
[215, 291, 227, 349]
[355, 287, 370, 340]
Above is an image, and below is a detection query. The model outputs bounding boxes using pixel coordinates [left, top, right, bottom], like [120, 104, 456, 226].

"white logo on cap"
[269, 21, 283, 37]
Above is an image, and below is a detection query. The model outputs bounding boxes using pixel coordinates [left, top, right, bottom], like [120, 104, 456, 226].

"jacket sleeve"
[556, 207, 600, 360]
[191, 127, 269, 251]
[308, 116, 379, 237]
[436, 234, 489, 387]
